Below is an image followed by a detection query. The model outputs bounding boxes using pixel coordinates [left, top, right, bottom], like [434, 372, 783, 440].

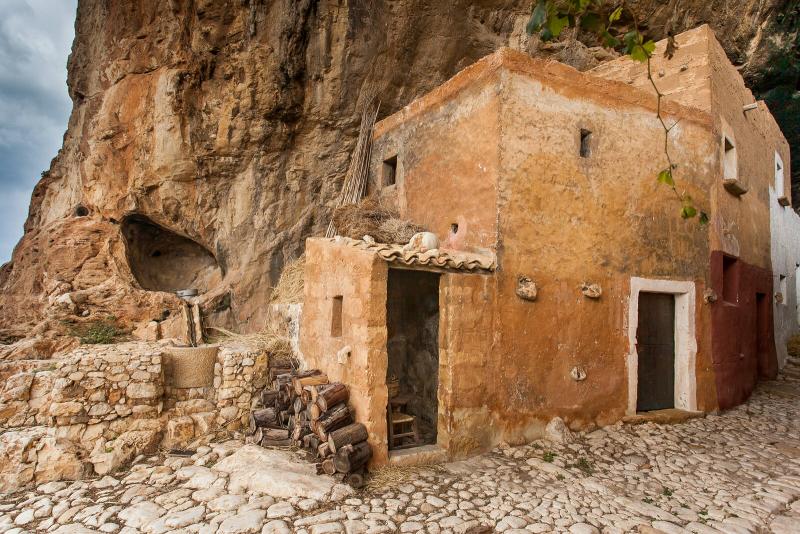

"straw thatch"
[207, 323, 296, 367]
[271, 254, 305, 304]
[332, 197, 424, 245]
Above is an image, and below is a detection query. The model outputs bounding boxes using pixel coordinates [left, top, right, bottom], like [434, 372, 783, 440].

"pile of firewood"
[248, 364, 372, 487]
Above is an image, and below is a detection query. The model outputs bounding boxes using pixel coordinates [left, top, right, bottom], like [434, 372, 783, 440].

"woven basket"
[164, 345, 219, 388]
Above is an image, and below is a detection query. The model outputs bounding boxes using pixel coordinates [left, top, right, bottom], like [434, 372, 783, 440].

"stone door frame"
[626, 277, 698, 415]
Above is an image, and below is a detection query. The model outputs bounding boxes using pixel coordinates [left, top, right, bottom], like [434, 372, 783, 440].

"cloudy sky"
[0, 0, 77, 263]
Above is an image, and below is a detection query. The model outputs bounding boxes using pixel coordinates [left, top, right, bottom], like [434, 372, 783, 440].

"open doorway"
[386, 269, 440, 450]
[636, 292, 676, 411]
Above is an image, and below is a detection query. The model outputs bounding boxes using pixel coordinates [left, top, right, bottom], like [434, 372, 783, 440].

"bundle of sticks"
[248, 364, 372, 487]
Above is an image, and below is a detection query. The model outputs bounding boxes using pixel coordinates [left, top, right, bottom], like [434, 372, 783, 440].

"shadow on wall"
[121, 215, 222, 294]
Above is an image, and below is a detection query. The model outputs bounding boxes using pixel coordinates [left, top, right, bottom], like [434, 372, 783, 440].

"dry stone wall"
[0, 341, 266, 493]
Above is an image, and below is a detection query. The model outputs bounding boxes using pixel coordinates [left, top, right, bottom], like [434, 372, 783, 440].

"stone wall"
[0, 341, 266, 492]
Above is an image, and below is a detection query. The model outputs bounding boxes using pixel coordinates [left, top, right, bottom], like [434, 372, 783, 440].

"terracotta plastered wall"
[709, 251, 777, 408]
[369, 64, 501, 254]
[492, 60, 718, 434]
[299, 238, 391, 465]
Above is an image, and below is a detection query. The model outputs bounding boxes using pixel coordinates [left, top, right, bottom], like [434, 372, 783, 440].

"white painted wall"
[769, 185, 800, 368]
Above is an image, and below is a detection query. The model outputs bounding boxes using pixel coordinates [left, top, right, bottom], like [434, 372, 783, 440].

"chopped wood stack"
[248, 364, 372, 487]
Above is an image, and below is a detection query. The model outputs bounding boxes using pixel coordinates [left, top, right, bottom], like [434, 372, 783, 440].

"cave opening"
[121, 215, 222, 294]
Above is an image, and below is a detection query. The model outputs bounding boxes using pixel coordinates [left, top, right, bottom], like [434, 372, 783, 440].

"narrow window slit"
[580, 129, 592, 158]
[383, 155, 398, 187]
[331, 296, 343, 337]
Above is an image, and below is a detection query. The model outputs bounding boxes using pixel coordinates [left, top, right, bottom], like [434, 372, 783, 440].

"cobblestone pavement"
[1, 359, 799, 534]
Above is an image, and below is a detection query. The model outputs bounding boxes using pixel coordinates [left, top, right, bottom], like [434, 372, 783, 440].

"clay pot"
[163, 345, 219, 388]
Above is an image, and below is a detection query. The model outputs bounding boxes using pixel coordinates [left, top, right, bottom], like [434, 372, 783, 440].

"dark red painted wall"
[710, 251, 777, 409]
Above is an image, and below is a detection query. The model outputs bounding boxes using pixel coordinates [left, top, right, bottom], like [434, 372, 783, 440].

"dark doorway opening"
[386, 269, 440, 450]
[637, 292, 676, 412]
[756, 292, 770, 378]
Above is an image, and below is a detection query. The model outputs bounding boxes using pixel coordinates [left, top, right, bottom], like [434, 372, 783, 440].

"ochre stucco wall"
[299, 238, 392, 466]
[491, 59, 718, 439]
[369, 59, 501, 254]
[591, 24, 788, 411]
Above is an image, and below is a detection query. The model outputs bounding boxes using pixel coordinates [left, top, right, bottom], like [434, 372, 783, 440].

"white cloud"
[0, 0, 77, 263]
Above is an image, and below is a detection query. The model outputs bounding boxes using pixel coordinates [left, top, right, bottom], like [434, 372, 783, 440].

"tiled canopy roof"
[329, 237, 496, 273]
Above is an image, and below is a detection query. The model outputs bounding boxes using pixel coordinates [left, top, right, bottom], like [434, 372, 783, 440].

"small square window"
[382, 155, 398, 187]
[450, 223, 459, 234]
[331, 295, 343, 337]
[723, 136, 737, 180]
[580, 129, 592, 158]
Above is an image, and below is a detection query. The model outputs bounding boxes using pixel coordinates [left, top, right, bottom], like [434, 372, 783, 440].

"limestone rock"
[89, 430, 161, 475]
[0, 0, 791, 345]
[545, 417, 574, 444]
[215, 445, 337, 500]
[34, 437, 88, 483]
[0, 426, 46, 492]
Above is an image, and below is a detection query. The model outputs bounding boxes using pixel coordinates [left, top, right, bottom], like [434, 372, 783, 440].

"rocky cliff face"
[1, 0, 797, 355]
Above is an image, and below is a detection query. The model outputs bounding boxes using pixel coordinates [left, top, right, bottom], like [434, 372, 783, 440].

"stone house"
[300, 26, 793, 467]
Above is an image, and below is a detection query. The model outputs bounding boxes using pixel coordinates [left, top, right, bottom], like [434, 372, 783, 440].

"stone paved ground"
[1, 358, 799, 534]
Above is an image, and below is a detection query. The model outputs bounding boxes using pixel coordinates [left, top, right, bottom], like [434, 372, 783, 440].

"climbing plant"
[527, 0, 709, 225]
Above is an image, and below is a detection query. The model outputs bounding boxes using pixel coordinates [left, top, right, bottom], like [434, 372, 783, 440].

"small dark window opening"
[151, 250, 162, 258]
[331, 295, 343, 337]
[722, 256, 739, 304]
[450, 223, 459, 234]
[580, 129, 592, 158]
[74, 205, 89, 217]
[382, 155, 398, 187]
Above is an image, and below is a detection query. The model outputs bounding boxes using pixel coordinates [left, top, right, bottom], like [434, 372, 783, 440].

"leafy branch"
[527, 0, 709, 225]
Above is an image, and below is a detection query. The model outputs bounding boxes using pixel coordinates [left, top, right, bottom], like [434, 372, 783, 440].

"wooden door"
[636, 293, 675, 411]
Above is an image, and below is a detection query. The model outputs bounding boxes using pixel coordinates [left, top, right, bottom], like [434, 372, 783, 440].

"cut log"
[327, 423, 368, 454]
[307, 435, 320, 451]
[276, 389, 291, 411]
[317, 383, 349, 412]
[317, 442, 330, 458]
[249, 408, 278, 432]
[321, 458, 337, 475]
[249, 427, 263, 445]
[301, 386, 314, 405]
[346, 472, 365, 489]
[261, 437, 293, 447]
[309, 403, 321, 420]
[261, 389, 278, 407]
[263, 428, 290, 440]
[293, 396, 304, 415]
[269, 366, 293, 383]
[273, 373, 292, 391]
[310, 384, 326, 403]
[292, 372, 329, 395]
[278, 410, 291, 427]
[292, 422, 312, 441]
[334, 442, 372, 473]
[315, 403, 353, 441]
